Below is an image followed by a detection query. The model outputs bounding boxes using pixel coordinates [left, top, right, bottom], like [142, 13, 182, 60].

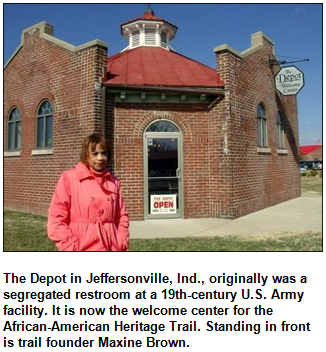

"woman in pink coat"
[47, 133, 129, 251]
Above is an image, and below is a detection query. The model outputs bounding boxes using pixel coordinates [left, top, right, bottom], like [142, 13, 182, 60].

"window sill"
[277, 149, 288, 155]
[4, 151, 21, 157]
[32, 149, 53, 156]
[257, 147, 271, 154]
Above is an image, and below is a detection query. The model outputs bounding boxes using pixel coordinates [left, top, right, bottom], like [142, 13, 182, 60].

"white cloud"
[293, 6, 306, 15]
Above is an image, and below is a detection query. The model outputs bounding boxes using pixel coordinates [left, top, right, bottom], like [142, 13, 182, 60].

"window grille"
[145, 29, 156, 45]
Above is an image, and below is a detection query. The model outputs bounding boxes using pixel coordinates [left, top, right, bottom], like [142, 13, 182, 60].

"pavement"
[130, 194, 322, 239]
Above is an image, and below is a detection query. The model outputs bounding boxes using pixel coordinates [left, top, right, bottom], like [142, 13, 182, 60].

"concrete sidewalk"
[130, 194, 322, 239]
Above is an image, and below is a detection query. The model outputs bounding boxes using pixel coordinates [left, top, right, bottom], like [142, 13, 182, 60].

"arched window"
[37, 100, 53, 149]
[8, 108, 21, 151]
[146, 120, 179, 132]
[257, 104, 267, 147]
[277, 112, 285, 149]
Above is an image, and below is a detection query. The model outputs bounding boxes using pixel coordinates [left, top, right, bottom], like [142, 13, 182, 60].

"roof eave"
[103, 84, 225, 96]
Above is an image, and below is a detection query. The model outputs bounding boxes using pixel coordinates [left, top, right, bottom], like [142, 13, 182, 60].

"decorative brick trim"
[133, 110, 193, 139]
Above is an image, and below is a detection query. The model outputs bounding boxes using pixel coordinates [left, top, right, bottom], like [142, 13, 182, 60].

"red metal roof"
[103, 47, 224, 89]
[300, 145, 322, 154]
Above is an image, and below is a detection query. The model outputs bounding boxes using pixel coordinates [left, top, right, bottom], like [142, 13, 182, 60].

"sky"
[3, 3, 322, 146]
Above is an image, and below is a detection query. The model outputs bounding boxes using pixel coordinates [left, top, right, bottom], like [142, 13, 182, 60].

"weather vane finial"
[145, 4, 154, 15]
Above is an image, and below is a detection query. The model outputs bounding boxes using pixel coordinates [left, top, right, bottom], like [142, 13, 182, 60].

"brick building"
[4, 7, 300, 221]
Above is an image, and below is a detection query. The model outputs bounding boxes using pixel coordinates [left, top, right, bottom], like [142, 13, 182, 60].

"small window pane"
[257, 105, 265, 118]
[276, 112, 282, 123]
[45, 116, 53, 147]
[37, 117, 44, 148]
[276, 112, 285, 149]
[10, 108, 21, 121]
[262, 119, 267, 146]
[15, 121, 21, 150]
[8, 123, 15, 150]
[38, 101, 52, 116]
[147, 121, 179, 132]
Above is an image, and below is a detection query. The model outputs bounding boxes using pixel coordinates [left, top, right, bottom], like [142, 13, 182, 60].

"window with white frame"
[8, 107, 21, 151]
[257, 104, 267, 147]
[276, 111, 285, 149]
[37, 100, 53, 149]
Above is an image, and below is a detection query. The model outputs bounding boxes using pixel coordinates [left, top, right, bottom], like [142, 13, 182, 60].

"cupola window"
[145, 29, 156, 46]
[132, 29, 140, 47]
[161, 31, 167, 48]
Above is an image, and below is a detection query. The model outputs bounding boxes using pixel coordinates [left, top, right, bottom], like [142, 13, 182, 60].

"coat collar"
[75, 163, 117, 194]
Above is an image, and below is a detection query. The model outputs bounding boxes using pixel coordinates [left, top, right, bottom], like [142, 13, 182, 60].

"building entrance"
[144, 120, 183, 219]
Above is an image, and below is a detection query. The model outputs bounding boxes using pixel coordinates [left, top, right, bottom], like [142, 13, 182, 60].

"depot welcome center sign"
[275, 66, 304, 96]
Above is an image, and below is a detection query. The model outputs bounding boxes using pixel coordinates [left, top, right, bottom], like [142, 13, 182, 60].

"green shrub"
[301, 172, 307, 176]
[310, 170, 317, 177]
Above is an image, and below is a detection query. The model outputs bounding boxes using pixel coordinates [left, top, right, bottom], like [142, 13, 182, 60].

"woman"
[47, 133, 129, 251]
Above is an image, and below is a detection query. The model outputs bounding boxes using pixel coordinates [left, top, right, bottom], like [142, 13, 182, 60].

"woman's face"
[87, 143, 108, 172]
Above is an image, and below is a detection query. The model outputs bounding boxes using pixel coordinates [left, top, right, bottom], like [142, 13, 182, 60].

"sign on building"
[151, 195, 177, 214]
[275, 66, 304, 96]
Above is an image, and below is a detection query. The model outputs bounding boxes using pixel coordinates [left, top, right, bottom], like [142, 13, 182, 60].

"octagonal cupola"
[121, 5, 178, 51]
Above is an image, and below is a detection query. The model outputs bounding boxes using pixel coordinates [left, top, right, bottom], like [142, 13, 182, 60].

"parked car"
[300, 161, 314, 170]
[313, 161, 322, 170]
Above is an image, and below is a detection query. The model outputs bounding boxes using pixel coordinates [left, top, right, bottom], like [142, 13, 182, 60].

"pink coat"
[47, 163, 129, 251]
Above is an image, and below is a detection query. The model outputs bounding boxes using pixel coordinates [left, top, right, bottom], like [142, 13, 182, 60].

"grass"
[3, 210, 322, 252]
[301, 173, 322, 193]
[131, 232, 322, 251]
[4, 210, 57, 252]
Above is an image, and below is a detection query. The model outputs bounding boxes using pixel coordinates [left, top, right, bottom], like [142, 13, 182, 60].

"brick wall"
[4, 25, 301, 221]
[215, 35, 301, 218]
[4, 24, 108, 215]
[109, 102, 215, 220]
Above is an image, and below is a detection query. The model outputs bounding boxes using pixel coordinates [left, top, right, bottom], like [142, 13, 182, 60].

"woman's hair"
[80, 133, 112, 165]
